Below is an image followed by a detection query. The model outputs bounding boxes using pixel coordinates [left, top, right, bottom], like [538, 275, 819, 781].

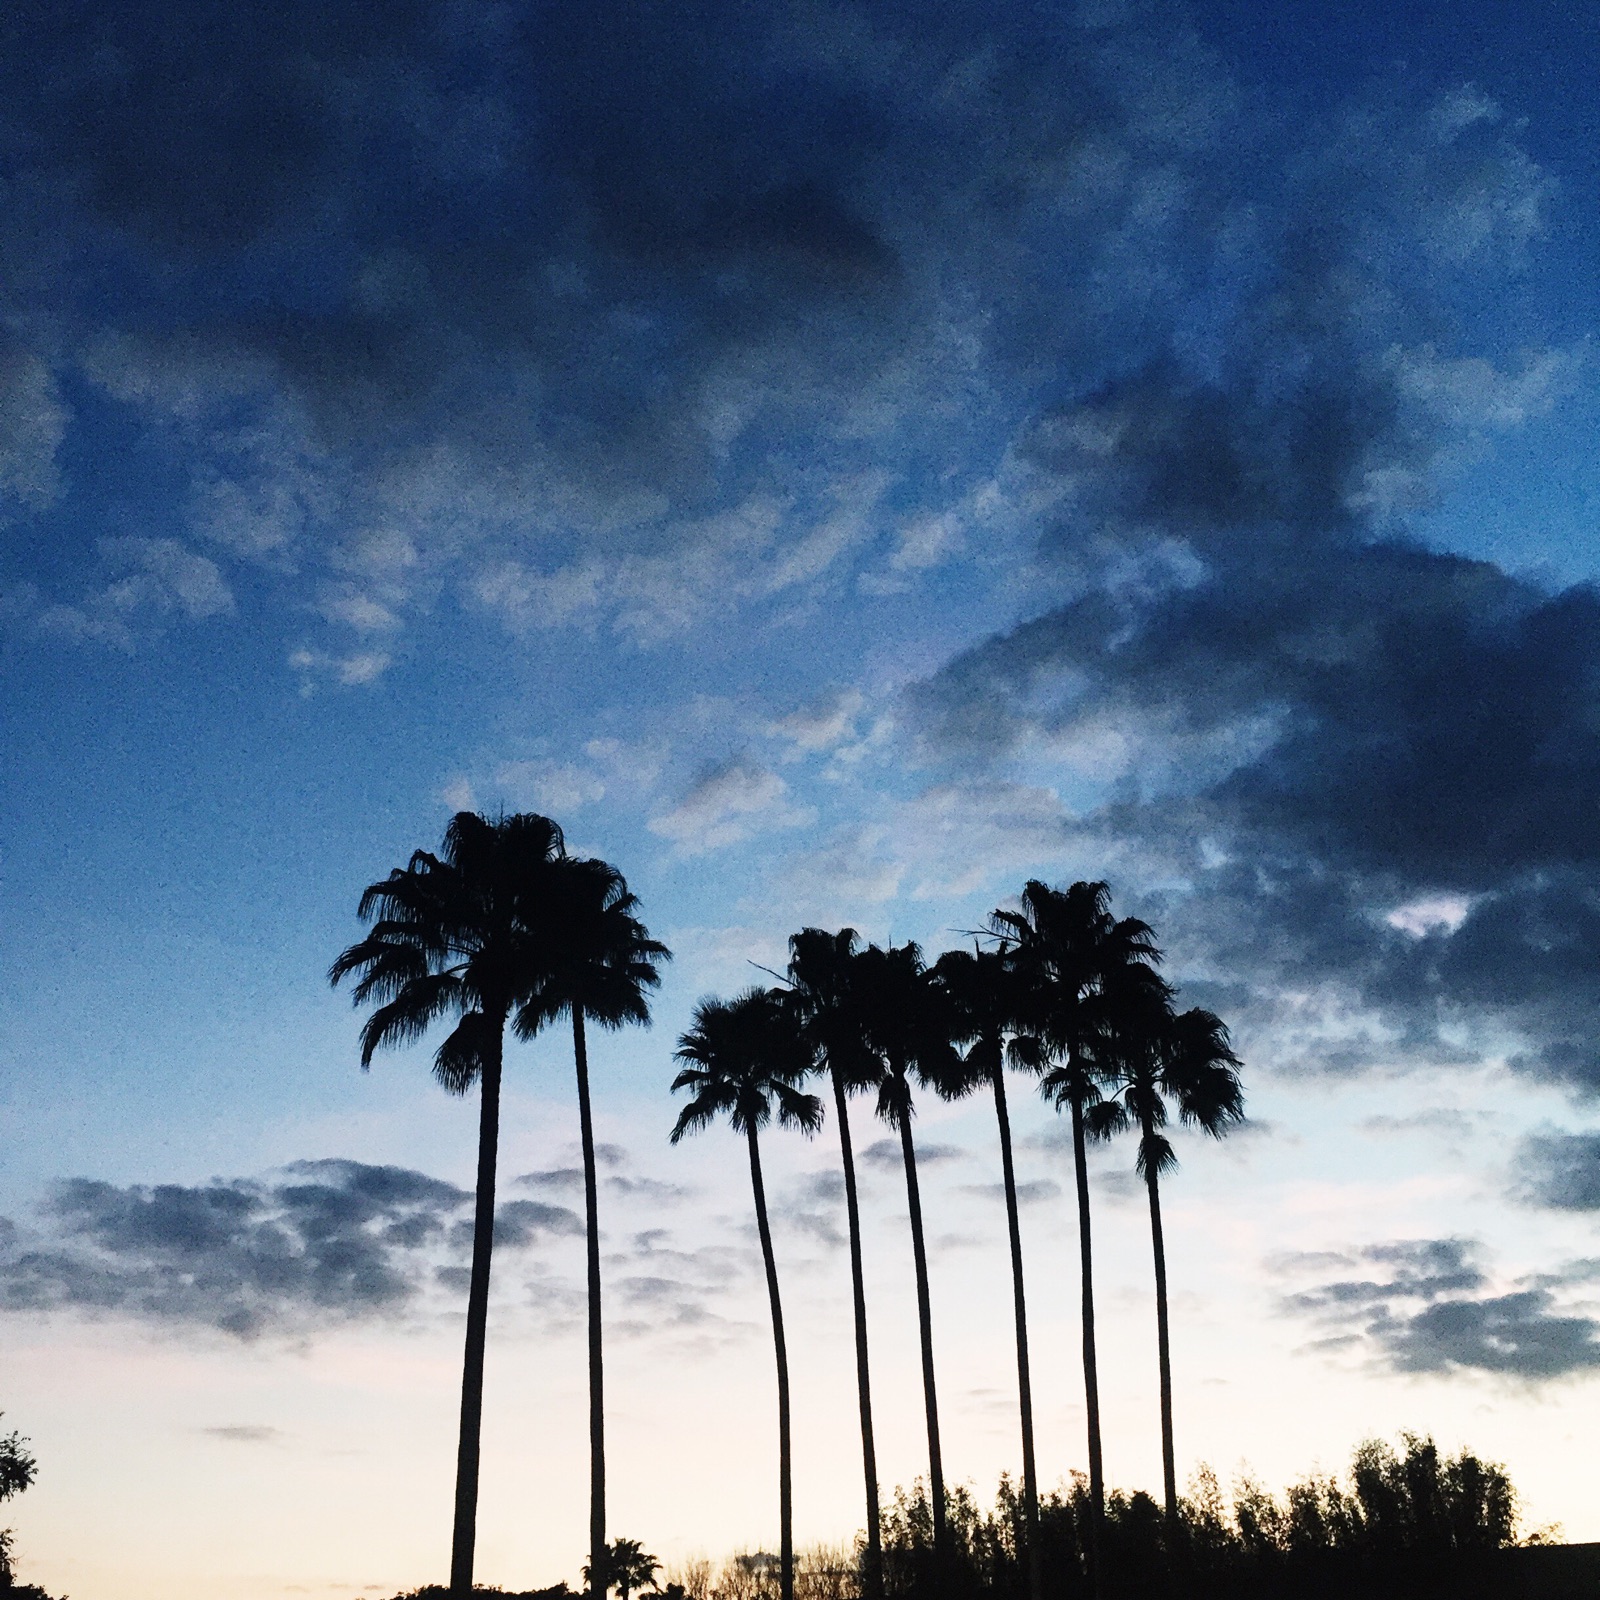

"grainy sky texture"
[2, 1, 1599, 1596]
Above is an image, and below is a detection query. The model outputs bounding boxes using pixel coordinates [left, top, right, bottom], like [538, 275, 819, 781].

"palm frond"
[356, 973, 466, 1067]
[772, 1081, 824, 1135]
[1136, 1129, 1177, 1178]
[433, 1010, 496, 1095]
[1083, 1097, 1130, 1143]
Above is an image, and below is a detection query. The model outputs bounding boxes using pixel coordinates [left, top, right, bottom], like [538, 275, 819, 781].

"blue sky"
[3, 1, 1600, 1595]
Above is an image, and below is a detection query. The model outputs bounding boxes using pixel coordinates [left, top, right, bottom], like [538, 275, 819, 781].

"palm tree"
[786, 926, 884, 1596]
[853, 941, 962, 1563]
[671, 989, 823, 1600]
[1098, 971, 1244, 1523]
[584, 1537, 660, 1600]
[518, 856, 669, 1600]
[992, 880, 1162, 1590]
[329, 811, 569, 1599]
[931, 946, 1042, 1600]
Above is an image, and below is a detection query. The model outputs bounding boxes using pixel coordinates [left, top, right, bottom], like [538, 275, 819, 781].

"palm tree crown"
[330, 810, 570, 1090]
[671, 989, 821, 1142]
[516, 855, 669, 1039]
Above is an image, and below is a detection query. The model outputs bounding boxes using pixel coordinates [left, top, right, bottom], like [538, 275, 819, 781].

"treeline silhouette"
[874, 1432, 1521, 1599]
[382, 1433, 1539, 1600]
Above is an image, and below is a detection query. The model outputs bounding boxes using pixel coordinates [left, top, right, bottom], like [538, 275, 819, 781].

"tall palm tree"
[853, 941, 962, 1563]
[329, 811, 568, 1599]
[931, 945, 1042, 1600]
[992, 880, 1162, 1590]
[1098, 971, 1244, 1523]
[518, 856, 669, 1600]
[786, 926, 884, 1595]
[671, 989, 823, 1600]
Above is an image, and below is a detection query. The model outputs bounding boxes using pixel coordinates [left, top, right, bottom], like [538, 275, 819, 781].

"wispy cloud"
[649, 761, 814, 855]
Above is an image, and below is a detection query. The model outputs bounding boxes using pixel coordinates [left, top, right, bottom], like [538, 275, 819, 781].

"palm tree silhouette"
[584, 1537, 660, 1600]
[671, 989, 823, 1600]
[519, 856, 669, 1600]
[853, 941, 962, 1564]
[931, 945, 1042, 1600]
[786, 926, 884, 1596]
[1098, 969, 1244, 1523]
[329, 811, 569, 1599]
[992, 880, 1162, 1590]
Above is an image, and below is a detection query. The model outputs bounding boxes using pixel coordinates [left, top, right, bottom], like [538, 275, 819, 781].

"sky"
[2, 0, 1599, 1594]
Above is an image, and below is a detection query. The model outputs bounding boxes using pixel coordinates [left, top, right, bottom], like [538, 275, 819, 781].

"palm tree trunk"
[897, 1105, 947, 1559]
[746, 1122, 794, 1600]
[832, 1069, 882, 1599]
[450, 1022, 503, 1599]
[1071, 1097, 1105, 1597]
[1143, 1137, 1177, 1522]
[990, 1063, 1041, 1600]
[574, 1004, 606, 1600]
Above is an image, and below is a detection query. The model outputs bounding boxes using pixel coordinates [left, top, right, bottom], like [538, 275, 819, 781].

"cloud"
[517, 1168, 585, 1195]
[957, 1179, 1062, 1208]
[7, 0, 1558, 682]
[914, 394, 1600, 1090]
[0, 335, 67, 507]
[1359, 1110, 1483, 1141]
[861, 1140, 965, 1171]
[1514, 1133, 1600, 1212]
[0, 1159, 583, 1339]
[649, 760, 814, 854]
[605, 1176, 691, 1206]
[201, 1425, 283, 1444]
[496, 759, 608, 815]
[287, 646, 392, 690]
[31, 539, 234, 648]
[768, 690, 866, 756]
[1277, 1239, 1600, 1380]
[491, 1200, 584, 1248]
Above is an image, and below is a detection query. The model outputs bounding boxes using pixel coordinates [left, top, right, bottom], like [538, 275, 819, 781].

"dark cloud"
[5, 0, 1475, 654]
[517, 1168, 584, 1195]
[491, 1199, 584, 1248]
[862, 1139, 965, 1171]
[956, 1179, 1062, 1207]
[915, 302, 1597, 1089]
[1361, 1111, 1484, 1141]
[0, 1159, 577, 1338]
[1278, 1239, 1600, 1380]
[772, 1170, 849, 1249]
[605, 1175, 690, 1205]
[1514, 1133, 1600, 1211]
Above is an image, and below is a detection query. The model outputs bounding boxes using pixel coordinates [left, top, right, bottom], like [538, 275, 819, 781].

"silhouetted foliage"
[388, 1586, 571, 1600]
[583, 1539, 662, 1600]
[871, 1435, 1524, 1599]
[0, 1418, 61, 1600]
